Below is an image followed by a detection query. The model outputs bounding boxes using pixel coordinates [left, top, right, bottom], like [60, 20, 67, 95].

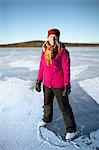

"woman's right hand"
[35, 79, 42, 92]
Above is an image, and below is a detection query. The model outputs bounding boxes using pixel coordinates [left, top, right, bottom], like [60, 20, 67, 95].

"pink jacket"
[38, 48, 70, 88]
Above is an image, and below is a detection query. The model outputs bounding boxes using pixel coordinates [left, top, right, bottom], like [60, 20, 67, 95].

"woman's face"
[48, 34, 59, 46]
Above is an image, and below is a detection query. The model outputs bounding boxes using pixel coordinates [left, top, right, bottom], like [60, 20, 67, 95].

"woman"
[36, 29, 76, 140]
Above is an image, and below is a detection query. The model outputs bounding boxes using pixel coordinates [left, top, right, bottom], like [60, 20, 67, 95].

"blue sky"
[0, 0, 99, 44]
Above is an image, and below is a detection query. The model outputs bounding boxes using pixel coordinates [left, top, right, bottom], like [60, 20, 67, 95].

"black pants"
[43, 85, 76, 132]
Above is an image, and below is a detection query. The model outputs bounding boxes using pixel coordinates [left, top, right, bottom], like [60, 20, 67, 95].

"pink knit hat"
[48, 29, 60, 37]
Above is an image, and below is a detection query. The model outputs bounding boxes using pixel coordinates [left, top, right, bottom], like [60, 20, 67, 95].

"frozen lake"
[0, 47, 99, 81]
[0, 47, 99, 150]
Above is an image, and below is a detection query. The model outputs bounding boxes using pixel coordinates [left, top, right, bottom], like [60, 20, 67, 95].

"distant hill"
[0, 40, 99, 48]
[0, 41, 44, 48]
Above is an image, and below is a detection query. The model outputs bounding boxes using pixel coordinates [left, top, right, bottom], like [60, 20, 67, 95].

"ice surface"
[0, 77, 98, 150]
[71, 65, 88, 80]
[0, 47, 99, 150]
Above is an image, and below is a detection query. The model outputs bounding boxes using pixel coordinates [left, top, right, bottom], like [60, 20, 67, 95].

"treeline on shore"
[0, 40, 99, 48]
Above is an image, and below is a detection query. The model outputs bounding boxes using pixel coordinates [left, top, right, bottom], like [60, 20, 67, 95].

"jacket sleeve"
[38, 51, 43, 81]
[62, 48, 70, 86]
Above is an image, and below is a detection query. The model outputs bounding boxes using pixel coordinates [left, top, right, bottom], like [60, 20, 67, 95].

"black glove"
[62, 84, 71, 96]
[35, 79, 42, 92]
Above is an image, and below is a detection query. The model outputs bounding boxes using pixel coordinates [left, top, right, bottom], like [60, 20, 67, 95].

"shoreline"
[0, 41, 99, 48]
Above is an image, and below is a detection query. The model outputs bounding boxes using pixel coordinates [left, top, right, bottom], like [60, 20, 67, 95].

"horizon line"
[0, 40, 99, 45]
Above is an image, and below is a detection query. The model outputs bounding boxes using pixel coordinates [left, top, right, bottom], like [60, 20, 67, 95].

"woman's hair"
[42, 37, 65, 65]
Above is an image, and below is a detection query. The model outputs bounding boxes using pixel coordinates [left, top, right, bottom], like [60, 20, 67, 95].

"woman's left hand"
[62, 84, 71, 96]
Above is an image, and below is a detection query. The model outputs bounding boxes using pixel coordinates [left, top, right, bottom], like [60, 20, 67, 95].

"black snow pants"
[42, 85, 76, 132]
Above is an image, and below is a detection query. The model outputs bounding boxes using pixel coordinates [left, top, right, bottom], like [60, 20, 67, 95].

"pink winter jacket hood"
[38, 47, 70, 88]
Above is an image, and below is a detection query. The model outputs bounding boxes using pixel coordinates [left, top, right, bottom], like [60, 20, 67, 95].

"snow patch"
[79, 77, 99, 104]
[38, 126, 74, 149]
[90, 129, 99, 149]
[9, 60, 39, 71]
[0, 78, 44, 150]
